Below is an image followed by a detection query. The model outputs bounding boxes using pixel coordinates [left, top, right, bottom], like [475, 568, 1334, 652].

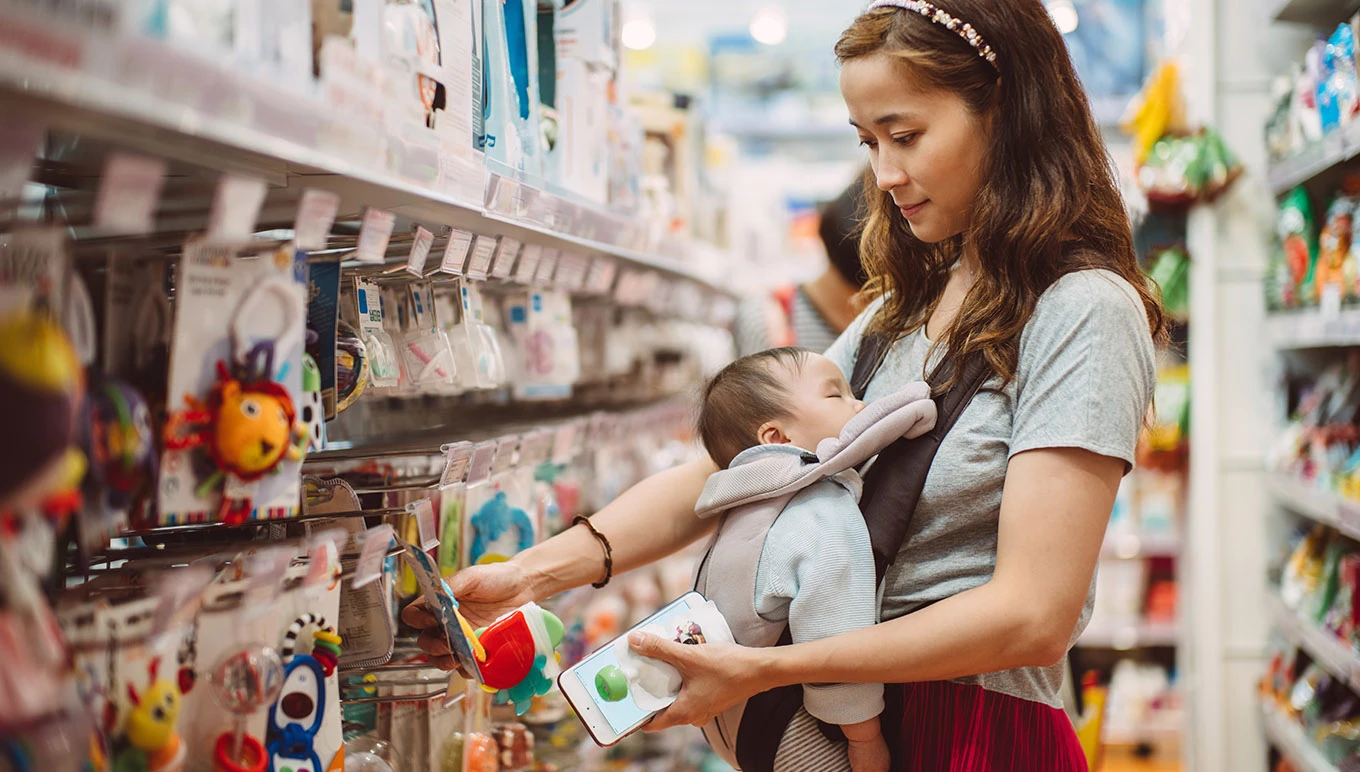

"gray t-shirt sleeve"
[1009, 271, 1156, 471]
[824, 297, 885, 380]
[755, 479, 884, 726]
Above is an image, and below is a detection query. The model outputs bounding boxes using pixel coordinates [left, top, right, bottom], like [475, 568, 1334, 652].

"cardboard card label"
[552, 422, 579, 464]
[208, 173, 268, 241]
[409, 498, 440, 552]
[399, 537, 482, 681]
[406, 226, 435, 277]
[466, 441, 498, 485]
[441, 442, 475, 486]
[490, 237, 522, 280]
[514, 244, 543, 285]
[94, 153, 167, 235]
[355, 208, 396, 264]
[585, 257, 618, 295]
[353, 523, 395, 588]
[518, 429, 553, 467]
[294, 189, 341, 250]
[556, 252, 589, 292]
[533, 248, 560, 286]
[440, 228, 475, 274]
[492, 435, 520, 475]
[464, 235, 497, 280]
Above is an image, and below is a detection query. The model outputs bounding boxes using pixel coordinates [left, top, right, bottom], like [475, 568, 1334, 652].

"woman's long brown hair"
[835, 0, 1167, 387]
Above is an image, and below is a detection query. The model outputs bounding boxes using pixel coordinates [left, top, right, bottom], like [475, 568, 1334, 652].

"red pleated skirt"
[893, 681, 1088, 771]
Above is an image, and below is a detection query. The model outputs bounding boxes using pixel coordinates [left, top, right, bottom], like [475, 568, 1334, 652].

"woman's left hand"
[627, 633, 772, 731]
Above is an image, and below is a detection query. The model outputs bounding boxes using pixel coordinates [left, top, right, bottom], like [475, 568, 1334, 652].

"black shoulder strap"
[850, 330, 893, 401]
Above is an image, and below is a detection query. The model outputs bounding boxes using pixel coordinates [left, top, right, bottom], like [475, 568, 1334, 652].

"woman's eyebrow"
[849, 112, 921, 128]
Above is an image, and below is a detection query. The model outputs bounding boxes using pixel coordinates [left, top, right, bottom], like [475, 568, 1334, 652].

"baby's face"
[771, 353, 866, 451]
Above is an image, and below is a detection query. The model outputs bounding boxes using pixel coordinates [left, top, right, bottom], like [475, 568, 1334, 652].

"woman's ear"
[758, 422, 789, 446]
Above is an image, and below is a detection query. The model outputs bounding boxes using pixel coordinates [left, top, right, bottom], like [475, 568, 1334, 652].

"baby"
[695, 347, 887, 772]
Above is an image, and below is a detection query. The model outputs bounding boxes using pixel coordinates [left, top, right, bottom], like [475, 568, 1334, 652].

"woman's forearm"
[513, 456, 719, 598]
[766, 580, 1061, 688]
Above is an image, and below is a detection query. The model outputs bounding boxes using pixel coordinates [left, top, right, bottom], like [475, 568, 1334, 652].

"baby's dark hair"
[698, 347, 811, 468]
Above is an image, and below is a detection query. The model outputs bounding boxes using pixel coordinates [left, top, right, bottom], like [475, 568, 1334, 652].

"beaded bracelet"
[573, 516, 613, 588]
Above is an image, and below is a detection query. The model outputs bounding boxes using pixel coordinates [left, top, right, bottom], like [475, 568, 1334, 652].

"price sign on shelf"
[440, 228, 475, 275]
[552, 422, 579, 465]
[208, 173, 268, 242]
[466, 440, 498, 485]
[94, 153, 167, 235]
[585, 257, 618, 295]
[534, 248, 561, 286]
[490, 237, 522, 280]
[493, 435, 520, 475]
[355, 208, 396, 264]
[405, 226, 435, 277]
[441, 442, 474, 486]
[353, 524, 396, 588]
[294, 189, 341, 250]
[515, 244, 544, 285]
[409, 498, 440, 551]
[465, 235, 498, 280]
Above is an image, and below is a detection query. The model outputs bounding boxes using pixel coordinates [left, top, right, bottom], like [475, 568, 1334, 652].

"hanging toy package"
[160, 241, 310, 525]
[1315, 182, 1360, 310]
[352, 278, 402, 391]
[1279, 186, 1320, 309]
[463, 451, 536, 568]
[449, 280, 507, 391]
[400, 282, 459, 393]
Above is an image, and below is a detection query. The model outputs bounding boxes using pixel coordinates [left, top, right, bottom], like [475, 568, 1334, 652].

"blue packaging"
[482, 0, 544, 176]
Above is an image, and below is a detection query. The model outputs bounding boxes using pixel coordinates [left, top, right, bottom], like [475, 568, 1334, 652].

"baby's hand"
[843, 720, 889, 772]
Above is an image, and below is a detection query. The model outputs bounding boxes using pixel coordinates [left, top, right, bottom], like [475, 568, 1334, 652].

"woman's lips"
[899, 200, 928, 218]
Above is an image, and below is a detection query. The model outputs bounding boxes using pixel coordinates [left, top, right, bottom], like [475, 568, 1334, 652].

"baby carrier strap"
[732, 329, 990, 771]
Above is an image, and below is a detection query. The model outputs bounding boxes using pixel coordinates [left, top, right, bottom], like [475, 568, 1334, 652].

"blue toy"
[266, 618, 330, 772]
[469, 491, 535, 565]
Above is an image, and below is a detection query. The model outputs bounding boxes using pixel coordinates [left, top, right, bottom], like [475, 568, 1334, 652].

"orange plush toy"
[165, 343, 307, 524]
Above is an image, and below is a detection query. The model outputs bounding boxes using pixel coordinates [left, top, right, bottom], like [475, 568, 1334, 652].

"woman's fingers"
[628, 634, 735, 731]
[418, 627, 452, 657]
[628, 632, 696, 670]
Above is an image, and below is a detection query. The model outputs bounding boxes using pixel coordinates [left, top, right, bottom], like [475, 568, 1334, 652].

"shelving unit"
[1079, 620, 1180, 650]
[1267, 116, 1360, 195]
[1262, 703, 1341, 772]
[1267, 474, 1360, 540]
[1265, 308, 1360, 349]
[1266, 594, 1360, 690]
[1267, 0, 1360, 26]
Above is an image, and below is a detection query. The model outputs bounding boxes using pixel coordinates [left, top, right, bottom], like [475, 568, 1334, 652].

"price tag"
[514, 244, 544, 285]
[441, 442, 474, 486]
[409, 498, 440, 551]
[556, 253, 589, 292]
[552, 422, 579, 464]
[355, 208, 396, 264]
[93, 153, 167, 235]
[492, 435, 520, 475]
[440, 228, 475, 275]
[534, 248, 560, 286]
[613, 269, 639, 305]
[466, 440, 498, 484]
[0, 118, 41, 204]
[518, 429, 554, 466]
[490, 237, 522, 280]
[465, 235, 498, 280]
[353, 524, 395, 588]
[293, 189, 341, 250]
[406, 226, 435, 277]
[1322, 283, 1343, 320]
[585, 257, 618, 295]
[304, 537, 341, 588]
[208, 173, 268, 242]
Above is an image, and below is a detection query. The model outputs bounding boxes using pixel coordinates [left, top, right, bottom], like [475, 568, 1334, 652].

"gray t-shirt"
[823, 269, 1156, 708]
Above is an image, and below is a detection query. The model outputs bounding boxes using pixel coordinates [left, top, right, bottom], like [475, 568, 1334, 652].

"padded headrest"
[695, 382, 936, 518]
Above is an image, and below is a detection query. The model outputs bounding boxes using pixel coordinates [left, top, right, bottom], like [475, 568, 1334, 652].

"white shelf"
[1267, 0, 1360, 25]
[1100, 532, 1182, 560]
[1267, 593, 1360, 691]
[1268, 121, 1360, 196]
[1078, 620, 1179, 650]
[0, 6, 733, 297]
[1264, 308, 1360, 349]
[1262, 702, 1340, 772]
[1267, 474, 1360, 541]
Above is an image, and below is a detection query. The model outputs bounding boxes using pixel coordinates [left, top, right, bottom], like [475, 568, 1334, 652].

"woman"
[405, 0, 1163, 768]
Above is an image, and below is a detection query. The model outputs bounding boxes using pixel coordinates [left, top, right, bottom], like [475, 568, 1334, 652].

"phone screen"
[568, 593, 706, 736]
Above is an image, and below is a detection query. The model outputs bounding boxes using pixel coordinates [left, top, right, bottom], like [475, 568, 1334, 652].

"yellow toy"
[124, 659, 182, 752]
[1121, 60, 1188, 166]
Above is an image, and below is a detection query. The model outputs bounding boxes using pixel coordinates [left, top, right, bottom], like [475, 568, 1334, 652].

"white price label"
[534, 248, 560, 286]
[556, 253, 589, 292]
[94, 153, 167, 235]
[515, 244, 544, 285]
[355, 208, 396, 264]
[353, 524, 396, 589]
[493, 435, 520, 475]
[490, 237, 522, 280]
[465, 235, 498, 280]
[294, 189, 341, 250]
[552, 423, 578, 464]
[410, 498, 440, 552]
[406, 226, 435, 277]
[466, 441, 498, 484]
[208, 173, 268, 241]
[440, 228, 475, 274]
[441, 442, 474, 486]
[585, 257, 618, 295]
[1322, 283, 1343, 320]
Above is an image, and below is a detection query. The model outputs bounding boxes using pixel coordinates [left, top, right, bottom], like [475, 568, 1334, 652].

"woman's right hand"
[400, 560, 538, 671]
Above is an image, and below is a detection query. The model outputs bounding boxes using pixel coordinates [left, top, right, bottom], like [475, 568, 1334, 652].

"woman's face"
[841, 53, 990, 244]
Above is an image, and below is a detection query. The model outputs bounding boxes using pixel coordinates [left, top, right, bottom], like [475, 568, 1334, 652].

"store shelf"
[1264, 308, 1360, 350]
[1103, 716, 1183, 747]
[1078, 620, 1179, 649]
[1100, 532, 1182, 559]
[1268, 121, 1360, 195]
[0, 7, 732, 297]
[1268, 593, 1360, 691]
[1267, 474, 1360, 541]
[1262, 702, 1340, 772]
[1267, 0, 1360, 25]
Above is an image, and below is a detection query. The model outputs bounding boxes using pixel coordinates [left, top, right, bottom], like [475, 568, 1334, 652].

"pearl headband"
[867, 0, 1000, 72]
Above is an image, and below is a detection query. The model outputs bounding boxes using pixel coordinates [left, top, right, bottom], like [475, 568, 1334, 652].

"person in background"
[736, 175, 869, 356]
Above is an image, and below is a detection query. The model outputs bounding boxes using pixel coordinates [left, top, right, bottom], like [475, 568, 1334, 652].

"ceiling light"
[622, 17, 657, 50]
[750, 5, 788, 46]
[1048, 0, 1079, 34]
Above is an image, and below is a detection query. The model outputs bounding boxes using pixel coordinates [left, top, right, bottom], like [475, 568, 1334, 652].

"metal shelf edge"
[1261, 701, 1340, 772]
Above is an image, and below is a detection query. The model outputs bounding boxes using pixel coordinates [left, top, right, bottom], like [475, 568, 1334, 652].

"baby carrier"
[692, 332, 990, 772]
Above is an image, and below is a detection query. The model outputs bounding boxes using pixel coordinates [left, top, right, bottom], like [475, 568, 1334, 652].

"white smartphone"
[558, 591, 729, 746]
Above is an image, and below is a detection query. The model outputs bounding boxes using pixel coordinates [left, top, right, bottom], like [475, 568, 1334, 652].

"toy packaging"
[1278, 186, 1320, 310]
[482, 0, 544, 176]
[158, 241, 309, 525]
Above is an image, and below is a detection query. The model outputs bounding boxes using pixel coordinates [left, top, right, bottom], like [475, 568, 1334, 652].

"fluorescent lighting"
[622, 17, 657, 50]
[750, 5, 788, 46]
[1048, 0, 1079, 34]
